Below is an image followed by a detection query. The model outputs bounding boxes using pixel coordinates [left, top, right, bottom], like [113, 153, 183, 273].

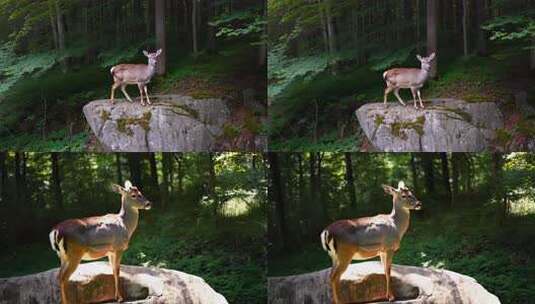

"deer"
[48, 181, 152, 304]
[110, 49, 162, 106]
[320, 181, 422, 304]
[383, 53, 436, 109]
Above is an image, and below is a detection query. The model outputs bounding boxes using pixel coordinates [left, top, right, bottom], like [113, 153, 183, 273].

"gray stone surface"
[268, 261, 500, 304]
[355, 99, 504, 152]
[83, 95, 230, 152]
[0, 261, 228, 304]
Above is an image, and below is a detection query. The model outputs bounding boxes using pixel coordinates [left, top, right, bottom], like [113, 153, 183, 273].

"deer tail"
[383, 71, 389, 80]
[110, 66, 117, 75]
[321, 229, 337, 263]
[49, 228, 66, 258]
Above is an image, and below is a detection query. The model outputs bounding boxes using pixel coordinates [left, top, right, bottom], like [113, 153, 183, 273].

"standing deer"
[383, 53, 436, 109]
[320, 181, 421, 304]
[110, 49, 162, 106]
[49, 181, 152, 304]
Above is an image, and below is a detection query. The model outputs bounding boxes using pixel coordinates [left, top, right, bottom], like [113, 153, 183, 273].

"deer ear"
[143, 50, 149, 57]
[416, 54, 423, 61]
[428, 53, 436, 60]
[111, 184, 125, 194]
[382, 184, 397, 195]
[397, 181, 406, 190]
[124, 180, 133, 190]
[155, 49, 162, 56]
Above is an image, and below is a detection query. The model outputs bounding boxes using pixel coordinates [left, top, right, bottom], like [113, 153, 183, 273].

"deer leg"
[417, 90, 425, 109]
[393, 88, 406, 106]
[410, 88, 418, 109]
[59, 254, 82, 304]
[143, 86, 151, 105]
[137, 84, 145, 106]
[110, 83, 120, 104]
[330, 248, 353, 304]
[120, 85, 133, 102]
[384, 86, 393, 104]
[383, 250, 395, 302]
[108, 251, 124, 302]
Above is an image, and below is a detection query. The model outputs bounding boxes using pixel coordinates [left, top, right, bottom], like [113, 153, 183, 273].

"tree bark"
[440, 153, 452, 204]
[344, 153, 356, 207]
[462, 0, 469, 57]
[0, 152, 6, 203]
[451, 153, 459, 202]
[268, 153, 288, 250]
[127, 153, 143, 188]
[161, 153, 171, 207]
[475, 0, 488, 55]
[148, 153, 160, 199]
[206, 0, 216, 53]
[531, 38, 535, 70]
[155, 0, 167, 75]
[422, 154, 435, 193]
[116, 154, 123, 184]
[324, 0, 336, 54]
[55, 0, 67, 72]
[427, 0, 438, 78]
[192, 0, 199, 56]
[410, 153, 419, 193]
[51, 153, 63, 210]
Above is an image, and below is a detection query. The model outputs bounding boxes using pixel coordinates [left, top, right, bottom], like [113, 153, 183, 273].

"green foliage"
[211, 9, 265, 40]
[0, 130, 88, 151]
[483, 14, 535, 45]
[369, 45, 418, 72]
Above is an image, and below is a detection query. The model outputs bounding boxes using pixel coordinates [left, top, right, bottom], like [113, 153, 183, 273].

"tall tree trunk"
[161, 153, 171, 207]
[207, 153, 217, 215]
[475, 0, 488, 55]
[192, 0, 199, 56]
[344, 153, 356, 207]
[531, 38, 535, 70]
[324, 0, 336, 53]
[127, 153, 143, 188]
[55, 0, 67, 72]
[155, 0, 167, 75]
[148, 153, 160, 203]
[440, 153, 452, 204]
[427, 0, 438, 78]
[422, 154, 435, 193]
[0, 152, 6, 203]
[51, 153, 63, 210]
[318, 0, 329, 52]
[268, 153, 288, 250]
[48, 2, 59, 49]
[462, 0, 469, 57]
[410, 153, 419, 193]
[492, 153, 506, 216]
[116, 154, 123, 184]
[451, 153, 459, 202]
[206, 0, 216, 53]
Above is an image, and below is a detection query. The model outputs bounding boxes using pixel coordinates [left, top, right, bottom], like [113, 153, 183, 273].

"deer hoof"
[117, 295, 124, 302]
[387, 293, 395, 302]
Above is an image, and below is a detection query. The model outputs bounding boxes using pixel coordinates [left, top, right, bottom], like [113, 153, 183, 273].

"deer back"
[111, 64, 154, 84]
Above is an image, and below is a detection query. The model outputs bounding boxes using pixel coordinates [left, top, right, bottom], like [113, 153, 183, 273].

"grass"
[268, 203, 535, 304]
[0, 203, 266, 304]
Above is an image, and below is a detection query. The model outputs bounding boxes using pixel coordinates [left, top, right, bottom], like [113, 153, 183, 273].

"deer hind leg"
[110, 83, 120, 104]
[143, 86, 151, 105]
[410, 88, 418, 109]
[58, 253, 83, 304]
[329, 247, 353, 304]
[108, 251, 124, 302]
[137, 84, 146, 106]
[381, 250, 395, 302]
[417, 90, 425, 109]
[120, 85, 133, 102]
[393, 88, 406, 106]
[384, 86, 393, 104]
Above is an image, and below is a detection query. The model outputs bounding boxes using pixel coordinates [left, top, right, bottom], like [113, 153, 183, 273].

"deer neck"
[419, 64, 430, 81]
[119, 198, 139, 239]
[390, 201, 410, 238]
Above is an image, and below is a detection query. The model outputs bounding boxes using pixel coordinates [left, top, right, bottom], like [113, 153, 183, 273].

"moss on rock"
[390, 116, 426, 140]
[117, 112, 152, 136]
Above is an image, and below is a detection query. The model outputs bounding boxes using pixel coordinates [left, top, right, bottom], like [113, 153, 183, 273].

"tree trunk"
[462, 0, 469, 57]
[0, 152, 6, 203]
[51, 153, 63, 210]
[531, 38, 535, 70]
[475, 0, 488, 55]
[127, 153, 143, 188]
[427, 0, 438, 78]
[48, 2, 59, 49]
[422, 154, 435, 193]
[451, 153, 459, 202]
[410, 153, 419, 193]
[324, 0, 336, 53]
[155, 0, 166, 75]
[55, 0, 67, 72]
[207, 153, 217, 215]
[440, 153, 452, 204]
[116, 154, 123, 184]
[161, 153, 171, 207]
[148, 153, 160, 202]
[344, 153, 356, 207]
[192, 0, 199, 56]
[206, 0, 216, 53]
[268, 153, 288, 250]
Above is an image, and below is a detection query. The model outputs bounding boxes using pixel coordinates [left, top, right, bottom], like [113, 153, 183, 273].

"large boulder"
[268, 262, 500, 304]
[355, 99, 504, 152]
[83, 95, 230, 152]
[0, 261, 228, 304]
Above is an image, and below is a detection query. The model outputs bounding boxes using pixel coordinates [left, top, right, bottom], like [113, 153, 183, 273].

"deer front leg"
[410, 88, 418, 109]
[382, 250, 395, 302]
[110, 83, 119, 104]
[120, 85, 133, 102]
[137, 84, 146, 106]
[384, 86, 393, 104]
[109, 251, 124, 302]
[393, 88, 406, 106]
[417, 90, 425, 109]
[143, 86, 151, 105]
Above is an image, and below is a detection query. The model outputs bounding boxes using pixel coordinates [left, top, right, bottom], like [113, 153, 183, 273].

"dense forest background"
[0, 0, 266, 151]
[268, 153, 535, 303]
[0, 152, 267, 303]
[268, 0, 535, 151]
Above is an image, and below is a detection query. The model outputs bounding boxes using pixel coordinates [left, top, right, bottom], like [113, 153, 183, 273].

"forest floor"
[269, 49, 535, 152]
[267, 199, 535, 304]
[0, 202, 266, 304]
[0, 43, 266, 151]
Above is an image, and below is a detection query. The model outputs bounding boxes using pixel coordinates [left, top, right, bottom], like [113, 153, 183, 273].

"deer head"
[416, 53, 436, 72]
[382, 181, 422, 210]
[111, 180, 152, 210]
[142, 49, 162, 67]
